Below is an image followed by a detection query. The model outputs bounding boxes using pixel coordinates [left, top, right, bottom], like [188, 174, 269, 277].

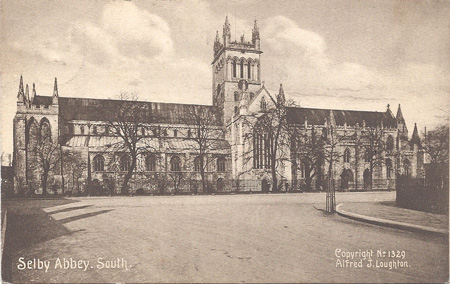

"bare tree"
[423, 124, 449, 165]
[30, 137, 61, 196]
[182, 106, 224, 194]
[62, 150, 87, 196]
[361, 124, 385, 190]
[103, 93, 159, 195]
[288, 125, 325, 191]
[322, 122, 348, 212]
[168, 171, 184, 195]
[243, 91, 292, 192]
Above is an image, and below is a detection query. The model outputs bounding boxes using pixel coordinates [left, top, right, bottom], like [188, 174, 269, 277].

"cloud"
[101, 2, 174, 60]
[264, 15, 329, 68]
[262, 15, 449, 134]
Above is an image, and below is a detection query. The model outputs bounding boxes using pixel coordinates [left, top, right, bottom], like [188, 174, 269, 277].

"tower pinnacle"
[252, 19, 260, 42]
[25, 84, 30, 106]
[396, 104, 405, 124]
[32, 83, 36, 104]
[17, 75, 24, 101]
[277, 83, 285, 105]
[52, 77, 59, 105]
[223, 15, 231, 43]
[214, 30, 222, 55]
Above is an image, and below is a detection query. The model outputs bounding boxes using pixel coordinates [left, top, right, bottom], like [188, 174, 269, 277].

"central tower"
[212, 17, 263, 125]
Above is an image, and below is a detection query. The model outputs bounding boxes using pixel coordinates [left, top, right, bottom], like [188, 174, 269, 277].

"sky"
[1, 0, 449, 160]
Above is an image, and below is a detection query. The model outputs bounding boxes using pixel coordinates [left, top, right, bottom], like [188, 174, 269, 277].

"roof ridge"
[59, 96, 216, 108]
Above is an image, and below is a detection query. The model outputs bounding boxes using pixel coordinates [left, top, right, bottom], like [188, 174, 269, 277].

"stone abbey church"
[13, 17, 423, 195]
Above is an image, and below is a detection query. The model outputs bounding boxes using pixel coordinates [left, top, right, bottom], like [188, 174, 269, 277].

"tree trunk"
[42, 170, 49, 196]
[121, 157, 136, 195]
[200, 156, 206, 194]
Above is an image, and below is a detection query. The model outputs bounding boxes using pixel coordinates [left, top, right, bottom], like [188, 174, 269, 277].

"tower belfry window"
[232, 61, 237, 78]
[240, 60, 244, 78]
[248, 62, 251, 79]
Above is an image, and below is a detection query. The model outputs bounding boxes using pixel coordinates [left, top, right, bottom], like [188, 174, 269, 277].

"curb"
[336, 203, 448, 236]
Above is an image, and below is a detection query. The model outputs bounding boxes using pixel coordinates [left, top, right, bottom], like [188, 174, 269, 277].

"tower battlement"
[213, 17, 261, 63]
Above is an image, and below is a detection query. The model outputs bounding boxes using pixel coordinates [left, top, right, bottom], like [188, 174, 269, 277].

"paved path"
[337, 202, 449, 234]
[2, 192, 448, 283]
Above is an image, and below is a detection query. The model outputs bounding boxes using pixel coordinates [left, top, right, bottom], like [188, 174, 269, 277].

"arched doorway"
[363, 169, 371, 190]
[216, 178, 224, 192]
[340, 169, 353, 190]
[261, 179, 269, 192]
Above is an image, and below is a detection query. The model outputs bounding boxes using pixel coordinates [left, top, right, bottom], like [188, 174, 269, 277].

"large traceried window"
[93, 155, 105, 172]
[170, 156, 181, 172]
[253, 130, 272, 169]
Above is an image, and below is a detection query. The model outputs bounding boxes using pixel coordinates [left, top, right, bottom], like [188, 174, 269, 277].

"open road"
[2, 192, 448, 283]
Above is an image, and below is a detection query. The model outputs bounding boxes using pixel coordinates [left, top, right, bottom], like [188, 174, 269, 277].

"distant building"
[13, 17, 424, 195]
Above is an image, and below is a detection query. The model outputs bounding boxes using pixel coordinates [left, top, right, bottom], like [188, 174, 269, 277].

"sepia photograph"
[0, 0, 449, 283]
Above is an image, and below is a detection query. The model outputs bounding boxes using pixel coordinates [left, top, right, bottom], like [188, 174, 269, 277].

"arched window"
[386, 158, 392, 178]
[247, 62, 251, 79]
[93, 155, 105, 172]
[194, 157, 201, 172]
[27, 117, 39, 147]
[217, 156, 226, 172]
[93, 125, 97, 135]
[232, 60, 237, 78]
[386, 135, 394, 151]
[170, 156, 181, 172]
[120, 155, 130, 172]
[364, 149, 370, 162]
[40, 118, 52, 143]
[146, 155, 156, 171]
[249, 92, 254, 101]
[142, 127, 146, 136]
[173, 129, 178, 137]
[300, 160, 306, 178]
[187, 129, 192, 138]
[403, 159, 411, 176]
[80, 125, 85, 135]
[234, 91, 240, 101]
[253, 129, 272, 169]
[260, 97, 267, 110]
[240, 59, 244, 78]
[234, 106, 239, 116]
[343, 148, 351, 163]
[162, 129, 168, 136]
